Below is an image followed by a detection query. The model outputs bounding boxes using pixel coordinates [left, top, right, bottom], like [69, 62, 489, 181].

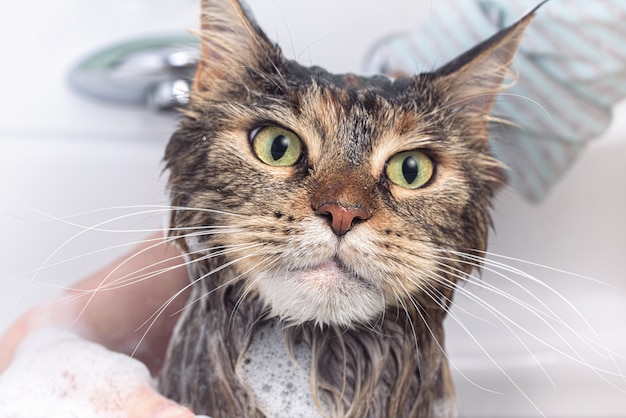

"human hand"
[0, 233, 199, 417]
[0, 328, 196, 418]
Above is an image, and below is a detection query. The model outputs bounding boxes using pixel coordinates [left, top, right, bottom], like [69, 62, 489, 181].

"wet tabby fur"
[159, 1, 536, 416]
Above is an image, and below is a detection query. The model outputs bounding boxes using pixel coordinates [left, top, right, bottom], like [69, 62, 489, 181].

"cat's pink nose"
[317, 202, 370, 236]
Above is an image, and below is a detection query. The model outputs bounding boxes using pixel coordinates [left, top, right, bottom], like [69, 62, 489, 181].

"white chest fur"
[239, 321, 324, 418]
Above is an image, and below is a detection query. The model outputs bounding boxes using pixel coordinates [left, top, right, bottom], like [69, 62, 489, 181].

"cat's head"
[165, 0, 534, 327]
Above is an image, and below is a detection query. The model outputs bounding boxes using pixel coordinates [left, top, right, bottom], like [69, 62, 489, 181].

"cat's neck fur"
[159, 258, 456, 417]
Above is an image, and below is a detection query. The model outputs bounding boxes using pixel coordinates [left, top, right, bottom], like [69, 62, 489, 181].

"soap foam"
[240, 321, 323, 418]
[0, 325, 315, 417]
[0, 328, 154, 417]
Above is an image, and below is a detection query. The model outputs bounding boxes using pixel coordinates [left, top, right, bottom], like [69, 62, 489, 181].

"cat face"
[165, 0, 532, 327]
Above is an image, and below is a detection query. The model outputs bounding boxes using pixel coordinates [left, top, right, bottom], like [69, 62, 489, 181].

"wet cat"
[159, 0, 537, 416]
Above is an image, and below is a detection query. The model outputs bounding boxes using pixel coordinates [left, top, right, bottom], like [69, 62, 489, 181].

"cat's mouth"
[255, 257, 384, 326]
[294, 258, 369, 286]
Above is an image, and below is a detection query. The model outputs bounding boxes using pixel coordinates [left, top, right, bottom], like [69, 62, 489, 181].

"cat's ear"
[193, 0, 279, 91]
[432, 5, 539, 116]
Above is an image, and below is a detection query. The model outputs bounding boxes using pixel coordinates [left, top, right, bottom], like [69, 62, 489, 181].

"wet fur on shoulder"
[159, 1, 536, 416]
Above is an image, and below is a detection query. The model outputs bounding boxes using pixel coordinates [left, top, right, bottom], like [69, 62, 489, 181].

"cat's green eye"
[385, 151, 434, 189]
[251, 126, 303, 167]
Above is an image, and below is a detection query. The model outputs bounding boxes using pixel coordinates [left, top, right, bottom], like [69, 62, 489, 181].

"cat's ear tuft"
[432, 6, 538, 115]
[193, 0, 280, 91]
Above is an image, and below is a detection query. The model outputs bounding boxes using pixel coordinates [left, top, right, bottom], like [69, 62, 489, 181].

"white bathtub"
[1, 0, 625, 416]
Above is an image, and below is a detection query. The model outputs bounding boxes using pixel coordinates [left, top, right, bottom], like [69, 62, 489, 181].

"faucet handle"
[68, 35, 199, 111]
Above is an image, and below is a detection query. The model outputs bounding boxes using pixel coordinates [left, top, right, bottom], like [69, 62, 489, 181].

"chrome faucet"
[68, 35, 199, 111]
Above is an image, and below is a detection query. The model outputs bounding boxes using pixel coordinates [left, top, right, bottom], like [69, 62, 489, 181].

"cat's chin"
[254, 260, 385, 327]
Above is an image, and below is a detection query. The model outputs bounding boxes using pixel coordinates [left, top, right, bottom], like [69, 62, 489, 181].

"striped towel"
[364, 0, 626, 202]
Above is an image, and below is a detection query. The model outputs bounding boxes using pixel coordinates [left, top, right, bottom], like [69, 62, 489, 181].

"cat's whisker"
[441, 89, 555, 131]
[427, 267, 559, 389]
[169, 203, 249, 218]
[441, 258, 579, 333]
[57, 233, 186, 327]
[387, 280, 420, 357]
[23, 204, 247, 293]
[426, 259, 626, 391]
[438, 251, 620, 361]
[231, 256, 282, 331]
[293, 30, 335, 67]
[415, 271, 550, 416]
[178, 246, 268, 314]
[361, 316, 388, 338]
[394, 286, 456, 403]
[364, 290, 390, 333]
[465, 282, 626, 389]
[98, 243, 256, 292]
[438, 259, 620, 364]
[4, 229, 243, 284]
[14, 203, 245, 232]
[439, 300, 547, 416]
[130, 245, 269, 358]
[459, 248, 622, 290]
[128, 246, 258, 358]
[247, 260, 289, 325]
[1, 234, 165, 283]
[66, 236, 258, 328]
[130, 251, 225, 334]
[435, 252, 591, 335]
[399, 269, 510, 396]
[493, 92, 554, 126]
[130, 285, 191, 360]
[445, 273, 626, 395]
[1, 202, 169, 224]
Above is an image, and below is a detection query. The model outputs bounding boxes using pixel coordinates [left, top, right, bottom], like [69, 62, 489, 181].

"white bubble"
[240, 322, 324, 418]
